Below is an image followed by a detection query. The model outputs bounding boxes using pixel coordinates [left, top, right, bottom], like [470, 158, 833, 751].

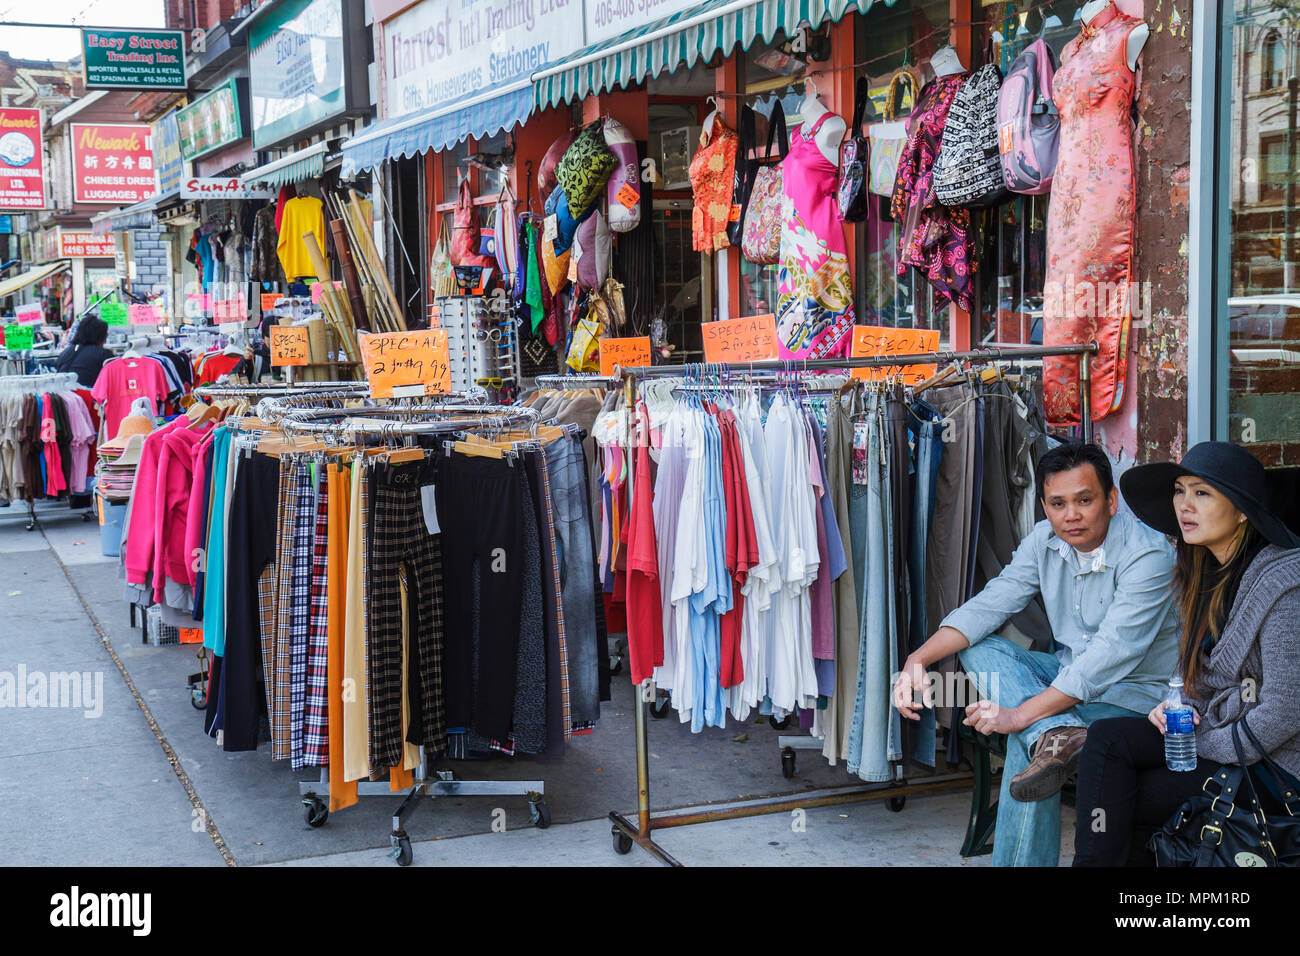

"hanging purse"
[869, 69, 915, 196]
[837, 76, 872, 222]
[450, 177, 493, 269]
[1148, 716, 1300, 868]
[935, 38, 1009, 208]
[430, 216, 457, 298]
[727, 105, 758, 247]
[740, 101, 789, 265]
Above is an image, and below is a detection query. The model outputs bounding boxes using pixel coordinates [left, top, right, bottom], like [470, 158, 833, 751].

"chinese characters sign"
[0, 108, 44, 210]
[81, 28, 186, 89]
[71, 124, 156, 204]
[360, 329, 451, 398]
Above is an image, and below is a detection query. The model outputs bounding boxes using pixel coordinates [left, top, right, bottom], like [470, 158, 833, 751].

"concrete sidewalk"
[0, 505, 1076, 867]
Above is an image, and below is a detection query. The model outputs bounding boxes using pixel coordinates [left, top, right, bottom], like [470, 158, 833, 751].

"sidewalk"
[0, 504, 1073, 866]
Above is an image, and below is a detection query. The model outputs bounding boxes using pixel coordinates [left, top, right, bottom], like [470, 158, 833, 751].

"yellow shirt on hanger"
[276, 195, 326, 281]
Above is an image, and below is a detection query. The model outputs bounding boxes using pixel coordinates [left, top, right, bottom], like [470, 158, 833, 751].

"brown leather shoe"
[1009, 726, 1089, 802]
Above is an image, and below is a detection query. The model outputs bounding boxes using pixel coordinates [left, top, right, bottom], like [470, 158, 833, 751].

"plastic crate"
[146, 604, 180, 647]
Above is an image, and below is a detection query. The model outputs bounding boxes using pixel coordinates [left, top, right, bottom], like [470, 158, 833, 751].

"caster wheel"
[82, 512, 93, 522]
[649, 697, 671, 719]
[781, 746, 796, 779]
[393, 834, 413, 867]
[303, 796, 329, 828]
[768, 714, 793, 731]
[612, 828, 634, 855]
[610, 657, 624, 677]
[191, 688, 207, 710]
[888, 796, 906, 813]
[530, 800, 552, 829]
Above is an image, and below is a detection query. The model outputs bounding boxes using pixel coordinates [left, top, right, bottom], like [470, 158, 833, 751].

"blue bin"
[98, 494, 127, 557]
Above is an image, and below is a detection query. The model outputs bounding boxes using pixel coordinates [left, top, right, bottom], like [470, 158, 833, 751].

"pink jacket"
[124, 419, 187, 587]
[182, 430, 216, 591]
[152, 423, 212, 602]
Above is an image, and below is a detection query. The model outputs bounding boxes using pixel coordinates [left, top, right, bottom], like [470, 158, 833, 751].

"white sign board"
[181, 176, 276, 200]
[585, 0, 700, 46]
[384, 0, 582, 120]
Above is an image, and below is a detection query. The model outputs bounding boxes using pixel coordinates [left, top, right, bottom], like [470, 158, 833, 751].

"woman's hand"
[1147, 700, 1202, 734]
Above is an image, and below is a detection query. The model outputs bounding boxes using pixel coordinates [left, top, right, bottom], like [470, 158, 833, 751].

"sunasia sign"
[60, 232, 115, 257]
[81, 28, 186, 89]
[0, 108, 45, 210]
[180, 177, 274, 200]
[70, 124, 156, 204]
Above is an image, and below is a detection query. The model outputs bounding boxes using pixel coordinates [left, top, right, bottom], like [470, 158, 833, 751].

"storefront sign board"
[81, 28, 186, 89]
[71, 123, 156, 204]
[0, 108, 45, 210]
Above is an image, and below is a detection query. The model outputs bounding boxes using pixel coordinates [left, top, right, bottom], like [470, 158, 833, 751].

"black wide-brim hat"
[1121, 441, 1300, 549]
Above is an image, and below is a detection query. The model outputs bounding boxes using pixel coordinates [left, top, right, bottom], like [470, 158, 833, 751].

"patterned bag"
[996, 38, 1059, 195]
[430, 217, 457, 298]
[837, 76, 872, 221]
[555, 121, 617, 220]
[934, 49, 1009, 208]
[450, 177, 493, 269]
[740, 102, 789, 265]
[868, 70, 915, 196]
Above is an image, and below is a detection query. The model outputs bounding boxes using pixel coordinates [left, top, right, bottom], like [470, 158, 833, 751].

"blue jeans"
[958, 635, 1140, 867]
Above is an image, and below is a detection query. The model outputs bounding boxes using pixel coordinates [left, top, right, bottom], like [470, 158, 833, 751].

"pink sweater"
[124, 419, 185, 587]
[152, 423, 212, 601]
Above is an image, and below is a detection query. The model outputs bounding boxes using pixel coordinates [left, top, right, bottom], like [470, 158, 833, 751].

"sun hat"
[100, 414, 153, 450]
[1120, 441, 1300, 549]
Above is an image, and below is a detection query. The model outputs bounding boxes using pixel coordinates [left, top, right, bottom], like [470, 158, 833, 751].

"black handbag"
[726, 105, 758, 247]
[1148, 716, 1300, 867]
[837, 76, 872, 222]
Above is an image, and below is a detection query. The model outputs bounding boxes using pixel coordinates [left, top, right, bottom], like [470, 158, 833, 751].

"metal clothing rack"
[0, 372, 95, 531]
[236, 401, 553, 864]
[607, 342, 1099, 865]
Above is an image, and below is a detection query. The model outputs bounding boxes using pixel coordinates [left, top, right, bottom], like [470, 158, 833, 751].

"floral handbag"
[740, 102, 789, 265]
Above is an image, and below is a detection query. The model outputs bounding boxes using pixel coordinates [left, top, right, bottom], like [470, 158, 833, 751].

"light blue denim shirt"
[941, 509, 1180, 713]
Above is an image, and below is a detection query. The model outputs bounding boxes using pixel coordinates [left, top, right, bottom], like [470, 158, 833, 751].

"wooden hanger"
[453, 439, 504, 459]
[913, 363, 960, 396]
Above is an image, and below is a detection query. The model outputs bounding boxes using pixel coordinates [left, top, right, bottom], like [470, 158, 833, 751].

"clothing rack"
[532, 373, 621, 389]
[607, 341, 1099, 866]
[0, 372, 95, 531]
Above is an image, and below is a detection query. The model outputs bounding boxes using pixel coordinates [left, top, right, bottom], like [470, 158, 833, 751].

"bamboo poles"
[303, 231, 363, 378]
[322, 186, 407, 333]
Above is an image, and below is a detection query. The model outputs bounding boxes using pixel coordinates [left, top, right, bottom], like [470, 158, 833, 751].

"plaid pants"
[264, 459, 296, 746]
[366, 460, 445, 769]
[303, 467, 330, 767]
[288, 463, 314, 770]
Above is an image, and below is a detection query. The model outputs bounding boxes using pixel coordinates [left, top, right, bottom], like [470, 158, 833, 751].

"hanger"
[930, 43, 966, 77]
[702, 95, 720, 140]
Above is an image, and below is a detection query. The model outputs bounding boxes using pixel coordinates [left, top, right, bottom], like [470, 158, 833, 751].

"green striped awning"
[533, 0, 890, 110]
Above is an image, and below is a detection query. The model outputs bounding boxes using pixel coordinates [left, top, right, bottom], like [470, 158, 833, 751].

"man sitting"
[892, 441, 1179, 867]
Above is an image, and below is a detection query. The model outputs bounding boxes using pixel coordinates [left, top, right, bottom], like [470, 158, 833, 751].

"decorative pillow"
[555, 121, 617, 219]
[574, 210, 611, 291]
[538, 129, 576, 206]
[603, 117, 641, 233]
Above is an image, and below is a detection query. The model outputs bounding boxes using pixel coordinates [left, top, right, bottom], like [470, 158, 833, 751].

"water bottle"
[1163, 678, 1198, 772]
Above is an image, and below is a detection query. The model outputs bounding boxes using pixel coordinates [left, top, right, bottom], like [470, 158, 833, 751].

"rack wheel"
[768, 714, 793, 731]
[781, 747, 796, 779]
[191, 686, 207, 710]
[529, 799, 552, 829]
[81, 511, 93, 522]
[649, 697, 671, 719]
[888, 796, 906, 813]
[392, 833, 413, 867]
[303, 796, 329, 828]
[612, 828, 634, 855]
[609, 656, 623, 677]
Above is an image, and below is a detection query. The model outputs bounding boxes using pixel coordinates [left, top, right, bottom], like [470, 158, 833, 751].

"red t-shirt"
[625, 403, 663, 685]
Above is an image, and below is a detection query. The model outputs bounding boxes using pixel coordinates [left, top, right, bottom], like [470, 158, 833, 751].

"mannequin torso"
[930, 45, 966, 77]
[1081, 0, 1148, 71]
[798, 89, 844, 165]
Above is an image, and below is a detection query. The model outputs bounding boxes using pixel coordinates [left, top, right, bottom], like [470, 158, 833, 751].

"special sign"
[70, 124, 156, 204]
[359, 330, 451, 398]
[270, 325, 310, 366]
[598, 337, 651, 377]
[848, 326, 941, 384]
[701, 314, 779, 363]
[0, 108, 45, 210]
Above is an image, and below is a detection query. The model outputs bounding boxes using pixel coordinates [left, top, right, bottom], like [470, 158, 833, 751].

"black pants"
[435, 451, 524, 742]
[215, 450, 279, 751]
[367, 460, 446, 768]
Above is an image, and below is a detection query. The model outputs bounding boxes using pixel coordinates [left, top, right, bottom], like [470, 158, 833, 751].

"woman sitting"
[55, 316, 112, 389]
[1073, 441, 1300, 866]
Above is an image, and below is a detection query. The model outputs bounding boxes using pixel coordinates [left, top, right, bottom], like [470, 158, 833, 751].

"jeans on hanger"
[907, 400, 943, 766]
[959, 635, 1139, 867]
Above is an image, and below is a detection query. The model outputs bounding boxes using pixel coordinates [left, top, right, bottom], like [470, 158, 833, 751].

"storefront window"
[1220, 0, 1300, 479]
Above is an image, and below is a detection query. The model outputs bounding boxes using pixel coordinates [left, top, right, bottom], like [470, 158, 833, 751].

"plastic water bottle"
[1164, 679, 1198, 772]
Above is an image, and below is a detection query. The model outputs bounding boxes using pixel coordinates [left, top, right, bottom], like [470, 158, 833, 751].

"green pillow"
[555, 121, 617, 220]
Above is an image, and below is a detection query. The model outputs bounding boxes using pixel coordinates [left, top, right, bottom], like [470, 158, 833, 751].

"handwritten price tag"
[615, 182, 639, 210]
[213, 295, 247, 322]
[260, 293, 280, 312]
[100, 301, 128, 327]
[3, 324, 34, 351]
[270, 325, 309, 367]
[359, 329, 451, 399]
[129, 303, 163, 326]
[702, 313, 779, 363]
[849, 325, 941, 383]
[311, 280, 342, 304]
[599, 336, 651, 377]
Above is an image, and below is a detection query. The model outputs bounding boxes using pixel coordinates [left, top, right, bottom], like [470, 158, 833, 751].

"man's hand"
[892, 656, 931, 721]
[963, 698, 1030, 736]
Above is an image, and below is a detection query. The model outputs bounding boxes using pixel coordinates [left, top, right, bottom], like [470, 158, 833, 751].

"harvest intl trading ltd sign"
[81, 28, 186, 89]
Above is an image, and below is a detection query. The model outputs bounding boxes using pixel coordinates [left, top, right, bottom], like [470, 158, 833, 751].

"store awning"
[0, 260, 69, 299]
[90, 189, 180, 236]
[242, 141, 328, 189]
[533, 0, 875, 110]
[341, 83, 533, 176]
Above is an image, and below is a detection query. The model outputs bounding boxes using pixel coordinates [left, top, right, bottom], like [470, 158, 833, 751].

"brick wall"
[131, 227, 171, 295]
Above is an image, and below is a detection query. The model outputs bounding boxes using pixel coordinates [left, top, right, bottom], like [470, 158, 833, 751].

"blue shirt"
[941, 509, 1180, 713]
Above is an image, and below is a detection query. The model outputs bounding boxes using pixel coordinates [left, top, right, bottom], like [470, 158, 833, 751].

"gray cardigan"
[1185, 545, 1300, 779]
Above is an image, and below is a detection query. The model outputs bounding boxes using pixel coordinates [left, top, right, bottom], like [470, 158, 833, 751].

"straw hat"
[100, 414, 153, 451]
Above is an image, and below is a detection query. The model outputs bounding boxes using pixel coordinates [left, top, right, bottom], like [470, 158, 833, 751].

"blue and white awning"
[341, 84, 534, 176]
[533, 0, 884, 110]
[242, 142, 328, 189]
[89, 189, 181, 236]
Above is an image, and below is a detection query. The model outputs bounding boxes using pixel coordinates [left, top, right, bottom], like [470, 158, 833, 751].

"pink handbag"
[740, 106, 789, 265]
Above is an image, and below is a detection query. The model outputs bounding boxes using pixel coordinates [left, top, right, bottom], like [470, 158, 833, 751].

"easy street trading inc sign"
[81, 28, 186, 90]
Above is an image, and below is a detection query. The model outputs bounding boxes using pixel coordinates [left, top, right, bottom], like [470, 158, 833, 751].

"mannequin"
[929, 44, 966, 77]
[798, 76, 845, 166]
[1081, 0, 1148, 71]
